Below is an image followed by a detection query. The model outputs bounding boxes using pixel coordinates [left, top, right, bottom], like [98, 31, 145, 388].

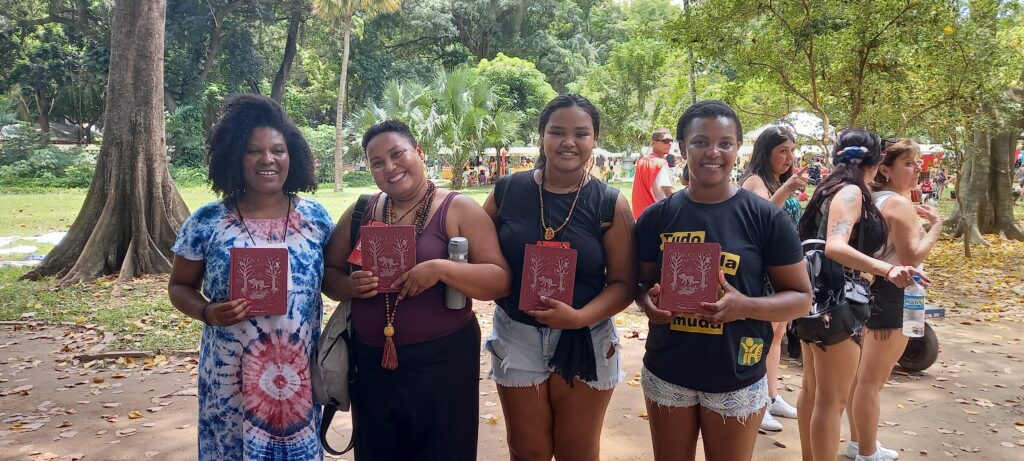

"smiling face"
[541, 106, 596, 175]
[681, 116, 739, 189]
[242, 127, 290, 196]
[880, 150, 922, 193]
[769, 140, 796, 177]
[365, 131, 426, 199]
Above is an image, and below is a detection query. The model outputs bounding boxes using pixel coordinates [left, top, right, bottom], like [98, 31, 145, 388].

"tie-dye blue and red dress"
[172, 197, 333, 460]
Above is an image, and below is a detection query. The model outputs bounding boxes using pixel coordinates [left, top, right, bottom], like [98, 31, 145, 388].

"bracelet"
[883, 265, 897, 281]
[200, 301, 213, 325]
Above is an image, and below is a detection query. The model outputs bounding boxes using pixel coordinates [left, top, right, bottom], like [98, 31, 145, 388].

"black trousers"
[351, 320, 481, 461]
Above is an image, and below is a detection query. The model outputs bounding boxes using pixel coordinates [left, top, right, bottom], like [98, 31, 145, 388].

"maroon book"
[229, 247, 289, 316]
[359, 224, 416, 293]
[518, 244, 577, 311]
[658, 242, 721, 314]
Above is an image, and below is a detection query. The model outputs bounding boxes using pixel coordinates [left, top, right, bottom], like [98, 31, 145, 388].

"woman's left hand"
[393, 260, 442, 300]
[527, 297, 587, 330]
[699, 271, 749, 324]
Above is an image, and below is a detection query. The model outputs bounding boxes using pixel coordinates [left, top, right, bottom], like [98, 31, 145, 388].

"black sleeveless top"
[803, 195, 887, 257]
[495, 171, 610, 327]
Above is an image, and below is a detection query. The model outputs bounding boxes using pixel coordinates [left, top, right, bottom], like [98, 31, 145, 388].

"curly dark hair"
[674, 100, 743, 146]
[206, 94, 317, 198]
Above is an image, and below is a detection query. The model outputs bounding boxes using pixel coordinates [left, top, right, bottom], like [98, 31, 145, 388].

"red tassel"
[381, 336, 398, 370]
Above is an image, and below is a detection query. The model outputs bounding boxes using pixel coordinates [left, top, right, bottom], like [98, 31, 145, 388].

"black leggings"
[351, 320, 481, 461]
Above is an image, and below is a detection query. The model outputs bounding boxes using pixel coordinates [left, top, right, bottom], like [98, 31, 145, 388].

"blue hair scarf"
[836, 146, 868, 165]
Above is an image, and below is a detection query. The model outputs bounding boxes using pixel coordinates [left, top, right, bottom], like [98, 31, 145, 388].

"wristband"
[200, 301, 213, 325]
[883, 265, 897, 281]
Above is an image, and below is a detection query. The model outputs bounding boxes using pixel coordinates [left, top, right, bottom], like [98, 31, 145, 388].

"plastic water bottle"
[445, 237, 469, 309]
[903, 275, 925, 338]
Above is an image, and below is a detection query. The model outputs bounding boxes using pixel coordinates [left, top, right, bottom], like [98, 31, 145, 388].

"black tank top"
[495, 171, 610, 327]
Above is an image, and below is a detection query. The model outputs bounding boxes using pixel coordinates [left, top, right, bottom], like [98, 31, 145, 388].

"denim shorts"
[484, 307, 624, 391]
[641, 366, 769, 423]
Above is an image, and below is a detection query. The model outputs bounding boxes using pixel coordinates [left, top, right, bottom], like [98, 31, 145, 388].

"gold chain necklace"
[538, 169, 588, 241]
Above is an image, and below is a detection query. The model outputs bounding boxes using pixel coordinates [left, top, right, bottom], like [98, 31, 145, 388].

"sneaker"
[855, 453, 879, 461]
[769, 395, 798, 419]
[760, 411, 783, 432]
[845, 441, 899, 460]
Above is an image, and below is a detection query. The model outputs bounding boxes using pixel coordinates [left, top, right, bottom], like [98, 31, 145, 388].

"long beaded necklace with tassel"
[379, 180, 436, 370]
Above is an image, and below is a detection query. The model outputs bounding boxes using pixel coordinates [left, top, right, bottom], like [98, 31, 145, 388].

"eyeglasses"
[657, 138, 675, 145]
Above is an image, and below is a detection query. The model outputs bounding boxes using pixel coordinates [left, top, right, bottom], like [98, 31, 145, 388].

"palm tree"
[312, 0, 402, 191]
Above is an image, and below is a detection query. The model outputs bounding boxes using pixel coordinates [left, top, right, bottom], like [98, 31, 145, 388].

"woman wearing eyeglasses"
[738, 126, 809, 432]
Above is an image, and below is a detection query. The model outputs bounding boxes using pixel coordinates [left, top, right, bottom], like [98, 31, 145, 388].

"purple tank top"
[351, 192, 473, 347]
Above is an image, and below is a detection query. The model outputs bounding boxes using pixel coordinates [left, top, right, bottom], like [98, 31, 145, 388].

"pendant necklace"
[379, 181, 436, 370]
[538, 170, 586, 241]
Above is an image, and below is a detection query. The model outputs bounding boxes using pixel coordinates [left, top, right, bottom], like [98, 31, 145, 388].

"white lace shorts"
[641, 366, 770, 423]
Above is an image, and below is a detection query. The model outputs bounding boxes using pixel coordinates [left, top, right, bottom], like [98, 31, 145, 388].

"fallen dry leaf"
[128, 411, 143, 420]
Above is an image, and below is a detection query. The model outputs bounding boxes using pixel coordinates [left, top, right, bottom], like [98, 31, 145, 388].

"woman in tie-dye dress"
[168, 95, 333, 460]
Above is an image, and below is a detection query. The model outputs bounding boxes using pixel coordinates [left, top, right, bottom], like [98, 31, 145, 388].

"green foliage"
[300, 124, 339, 183]
[342, 170, 375, 187]
[166, 104, 208, 168]
[0, 123, 47, 165]
[169, 165, 210, 188]
[476, 53, 556, 144]
[0, 145, 95, 188]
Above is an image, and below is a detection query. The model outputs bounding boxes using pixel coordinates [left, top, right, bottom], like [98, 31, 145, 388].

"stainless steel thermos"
[446, 237, 469, 309]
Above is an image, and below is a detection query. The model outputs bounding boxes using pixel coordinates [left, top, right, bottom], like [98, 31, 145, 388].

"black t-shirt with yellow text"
[635, 188, 803, 393]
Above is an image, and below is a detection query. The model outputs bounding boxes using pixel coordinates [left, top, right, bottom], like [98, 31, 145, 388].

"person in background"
[322, 120, 510, 460]
[484, 94, 636, 461]
[845, 139, 941, 461]
[631, 128, 676, 218]
[796, 129, 926, 461]
[167, 95, 330, 460]
[636, 101, 812, 460]
[737, 125, 808, 432]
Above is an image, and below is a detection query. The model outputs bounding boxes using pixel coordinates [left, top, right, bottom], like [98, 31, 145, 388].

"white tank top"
[872, 191, 924, 266]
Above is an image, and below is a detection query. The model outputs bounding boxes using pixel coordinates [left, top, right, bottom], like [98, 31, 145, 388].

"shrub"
[342, 170, 375, 187]
[170, 165, 210, 187]
[0, 146, 95, 182]
[300, 124, 337, 183]
[166, 104, 207, 168]
[0, 123, 47, 166]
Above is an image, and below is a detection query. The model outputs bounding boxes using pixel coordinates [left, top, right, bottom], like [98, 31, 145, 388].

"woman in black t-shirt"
[635, 101, 812, 461]
[483, 94, 636, 460]
[795, 130, 926, 461]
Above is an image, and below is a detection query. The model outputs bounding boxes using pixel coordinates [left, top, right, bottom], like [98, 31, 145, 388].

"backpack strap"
[494, 173, 514, 213]
[599, 183, 619, 233]
[320, 405, 355, 455]
[349, 194, 372, 247]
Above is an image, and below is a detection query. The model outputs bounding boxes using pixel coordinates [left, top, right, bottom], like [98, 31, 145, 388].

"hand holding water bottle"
[903, 275, 926, 338]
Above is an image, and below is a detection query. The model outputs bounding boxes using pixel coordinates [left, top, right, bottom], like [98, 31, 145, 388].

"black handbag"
[793, 204, 873, 347]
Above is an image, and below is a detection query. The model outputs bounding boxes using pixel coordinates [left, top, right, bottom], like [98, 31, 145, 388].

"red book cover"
[359, 224, 416, 293]
[518, 244, 577, 311]
[658, 242, 721, 314]
[230, 247, 289, 316]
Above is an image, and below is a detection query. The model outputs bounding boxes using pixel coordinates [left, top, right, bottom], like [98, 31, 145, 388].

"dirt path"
[2, 302, 1022, 461]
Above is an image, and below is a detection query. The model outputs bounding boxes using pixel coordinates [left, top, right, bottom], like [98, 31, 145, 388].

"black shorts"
[867, 279, 903, 330]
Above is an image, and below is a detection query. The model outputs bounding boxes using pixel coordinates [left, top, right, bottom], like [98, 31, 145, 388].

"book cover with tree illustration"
[658, 242, 720, 314]
[229, 247, 289, 316]
[360, 224, 416, 293]
[518, 245, 577, 311]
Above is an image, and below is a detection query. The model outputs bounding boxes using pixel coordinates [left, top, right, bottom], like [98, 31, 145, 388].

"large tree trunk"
[333, 15, 353, 192]
[949, 100, 1024, 248]
[270, 6, 302, 102]
[25, 0, 189, 285]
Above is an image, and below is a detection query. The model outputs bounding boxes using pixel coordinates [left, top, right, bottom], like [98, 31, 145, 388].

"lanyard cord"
[236, 195, 292, 246]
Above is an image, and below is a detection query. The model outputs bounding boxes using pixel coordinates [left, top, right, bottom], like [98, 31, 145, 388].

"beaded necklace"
[538, 168, 588, 241]
[378, 180, 436, 370]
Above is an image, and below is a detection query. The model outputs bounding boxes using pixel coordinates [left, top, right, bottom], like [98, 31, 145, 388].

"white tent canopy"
[745, 111, 834, 144]
[481, 147, 624, 158]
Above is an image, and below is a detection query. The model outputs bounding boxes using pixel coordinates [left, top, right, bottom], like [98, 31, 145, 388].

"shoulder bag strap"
[349, 194, 372, 247]
[320, 405, 356, 455]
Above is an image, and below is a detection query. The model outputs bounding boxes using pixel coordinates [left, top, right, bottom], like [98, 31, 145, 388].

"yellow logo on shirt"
[738, 337, 764, 366]
[669, 314, 724, 335]
[659, 231, 741, 276]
